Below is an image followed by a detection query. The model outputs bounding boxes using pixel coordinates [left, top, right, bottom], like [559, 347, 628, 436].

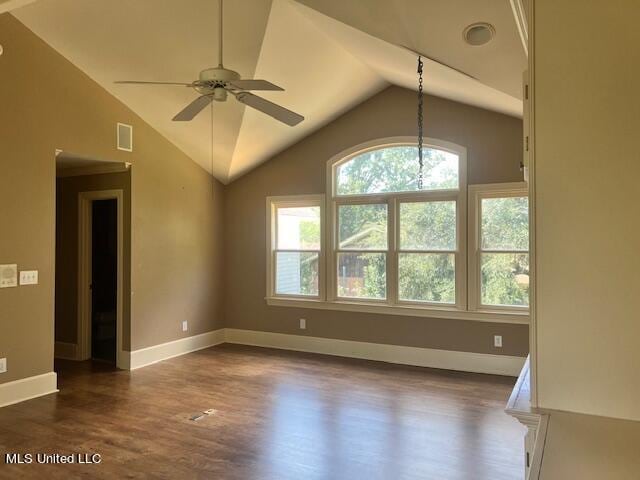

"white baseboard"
[54, 341, 78, 360]
[0, 372, 58, 408]
[128, 329, 226, 370]
[224, 329, 526, 376]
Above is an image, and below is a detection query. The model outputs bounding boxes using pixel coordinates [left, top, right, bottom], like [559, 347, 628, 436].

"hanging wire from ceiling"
[417, 55, 424, 190]
[210, 101, 215, 196]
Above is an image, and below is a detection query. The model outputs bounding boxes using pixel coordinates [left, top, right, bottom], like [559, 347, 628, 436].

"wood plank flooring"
[0, 344, 523, 479]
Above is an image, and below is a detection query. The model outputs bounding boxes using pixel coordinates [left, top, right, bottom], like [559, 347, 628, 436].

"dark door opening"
[91, 199, 117, 364]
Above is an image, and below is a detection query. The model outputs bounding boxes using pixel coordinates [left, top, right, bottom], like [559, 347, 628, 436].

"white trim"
[529, 414, 549, 480]
[57, 162, 130, 178]
[0, 372, 58, 408]
[526, 0, 538, 408]
[505, 357, 544, 479]
[77, 189, 126, 369]
[509, 0, 528, 56]
[116, 122, 133, 152]
[325, 136, 468, 310]
[266, 195, 325, 300]
[225, 329, 526, 376]
[128, 330, 226, 370]
[468, 182, 530, 313]
[54, 341, 78, 360]
[265, 297, 529, 324]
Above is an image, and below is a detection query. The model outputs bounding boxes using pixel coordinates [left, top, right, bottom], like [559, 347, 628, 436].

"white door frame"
[77, 189, 125, 369]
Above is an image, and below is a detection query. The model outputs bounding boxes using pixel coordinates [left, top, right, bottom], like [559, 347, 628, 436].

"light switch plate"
[0, 264, 18, 288]
[0, 358, 6, 374]
[19, 270, 38, 286]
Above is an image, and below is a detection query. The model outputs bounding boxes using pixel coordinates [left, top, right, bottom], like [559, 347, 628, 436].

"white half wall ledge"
[0, 372, 58, 408]
[224, 329, 526, 376]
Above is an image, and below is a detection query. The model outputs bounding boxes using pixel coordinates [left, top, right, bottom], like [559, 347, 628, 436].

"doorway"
[77, 189, 125, 368]
[90, 199, 117, 363]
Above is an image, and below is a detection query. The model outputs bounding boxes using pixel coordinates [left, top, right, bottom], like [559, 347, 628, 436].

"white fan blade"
[172, 95, 213, 121]
[236, 92, 304, 126]
[115, 80, 192, 86]
[227, 79, 284, 91]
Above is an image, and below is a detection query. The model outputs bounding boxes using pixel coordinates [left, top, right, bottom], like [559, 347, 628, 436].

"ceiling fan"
[115, 0, 304, 126]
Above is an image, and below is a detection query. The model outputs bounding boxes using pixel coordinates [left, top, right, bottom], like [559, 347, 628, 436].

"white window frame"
[468, 182, 530, 313]
[395, 196, 463, 307]
[265, 138, 529, 325]
[333, 200, 391, 303]
[326, 137, 467, 311]
[266, 195, 325, 300]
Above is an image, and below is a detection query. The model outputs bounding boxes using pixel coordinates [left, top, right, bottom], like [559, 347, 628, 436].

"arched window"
[335, 144, 460, 196]
[326, 137, 467, 308]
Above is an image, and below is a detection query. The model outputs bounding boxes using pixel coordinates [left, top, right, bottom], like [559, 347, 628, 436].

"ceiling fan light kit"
[115, 0, 304, 126]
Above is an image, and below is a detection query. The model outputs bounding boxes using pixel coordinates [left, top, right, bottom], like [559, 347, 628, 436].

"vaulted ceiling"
[11, 0, 525, 183]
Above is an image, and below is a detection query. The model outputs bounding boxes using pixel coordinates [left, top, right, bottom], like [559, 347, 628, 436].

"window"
[469, 183, 529, 311]
[267, 196, 324, 298]
[329, 138, 467, 310]
[335, 145, 459, 195]
[266, 138, 530, 323]
[398, 200, 457, 304]
[337, 203, 388, 299]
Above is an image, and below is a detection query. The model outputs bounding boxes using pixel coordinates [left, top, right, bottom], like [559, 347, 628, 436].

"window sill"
[265, 297, 529, 324]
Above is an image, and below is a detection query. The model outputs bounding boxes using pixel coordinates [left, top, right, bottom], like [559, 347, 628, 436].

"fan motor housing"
[199, 67, 240, 83]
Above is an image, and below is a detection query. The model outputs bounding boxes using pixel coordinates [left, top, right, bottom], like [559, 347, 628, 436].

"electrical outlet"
[19, 270, 38, 285]
[494, 335, 503, 348]
[299, 318, 306, 330]
[0, 358, 6, 374]
[182, 321, 188, 332]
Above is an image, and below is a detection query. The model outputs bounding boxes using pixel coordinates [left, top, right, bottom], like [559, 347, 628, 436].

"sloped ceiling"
[0, 0, 37, 14]
[294, 0, 527, 98]
[11, 0, 524, 183]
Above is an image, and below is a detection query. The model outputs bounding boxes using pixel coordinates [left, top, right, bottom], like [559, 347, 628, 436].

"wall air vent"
[117, 122, 133, 152]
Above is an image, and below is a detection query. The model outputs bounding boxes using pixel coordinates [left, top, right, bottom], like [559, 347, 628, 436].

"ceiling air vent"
[117, 122, 133, 152]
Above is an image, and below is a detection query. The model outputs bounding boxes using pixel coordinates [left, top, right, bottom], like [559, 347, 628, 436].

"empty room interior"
[1, 0, 639, 479]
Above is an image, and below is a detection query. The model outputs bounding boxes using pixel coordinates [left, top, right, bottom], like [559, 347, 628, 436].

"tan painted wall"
[533, 0, 640, 420]
[224, 86, 529, 357]
[55, 171, 131, 348]
[0, 14, 224, 384]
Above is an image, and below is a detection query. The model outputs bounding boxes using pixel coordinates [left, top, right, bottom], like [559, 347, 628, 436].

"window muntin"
[475, 192, 529, 309]
[335, 145, 459, 196]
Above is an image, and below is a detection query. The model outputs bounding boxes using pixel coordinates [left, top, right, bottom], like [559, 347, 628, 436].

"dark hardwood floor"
[0, 344, 523, 479]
